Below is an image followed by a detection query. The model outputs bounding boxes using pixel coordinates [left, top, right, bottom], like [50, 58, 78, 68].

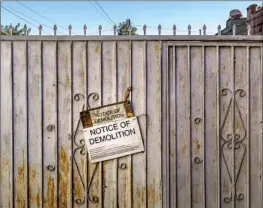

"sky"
[1, 1, 262, 35]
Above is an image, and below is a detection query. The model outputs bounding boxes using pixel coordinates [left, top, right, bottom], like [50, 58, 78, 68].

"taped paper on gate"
[82, 116, 144, 163]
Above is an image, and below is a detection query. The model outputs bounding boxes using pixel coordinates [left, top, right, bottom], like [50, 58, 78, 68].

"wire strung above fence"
[4, 23, 263, 36]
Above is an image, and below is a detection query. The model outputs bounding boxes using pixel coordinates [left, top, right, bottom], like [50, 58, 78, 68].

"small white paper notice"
[83, 116, 144, 163]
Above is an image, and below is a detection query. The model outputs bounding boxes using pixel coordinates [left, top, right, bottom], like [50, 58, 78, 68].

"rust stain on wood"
[45, 176, 55, 207]
[148, 180, 160, 207]
[135, 186, 146, 207]
[15, 165, 26, 208]
[29, 167, 41, 208]
[59, 147, 70, 208]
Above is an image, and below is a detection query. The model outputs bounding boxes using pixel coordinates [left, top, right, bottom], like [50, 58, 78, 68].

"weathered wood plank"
[249, 47, 262, 208]
[43, 41, 58, 208]
[28, 41, 43, 208]
[0, 41, 13, 208]
[234, 47, 248, 208]
[168, 46, 177, 208]
[131, 41, 147, 208]
[102, 41, 117, 208]
[190, 46, 205, 208]
[219, 46, 233, 208]
[117, 41, 132, 208]
[87, 41, 102, 208]
[204, 46, 220, 208]
[57, 41, 72, 208]
[72, 41, 87, 208]
[13, 41, 28, 208]
[146, 41, 162, 208]
[176, 46, 191, 208]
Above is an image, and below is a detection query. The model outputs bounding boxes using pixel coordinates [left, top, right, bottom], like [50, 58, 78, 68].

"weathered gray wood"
[190, 46, 205, 208]
[13, 41, 28, 208]
[72, 41, 87, 208]
[234, 47, 248, 208]
[102, 41, 117, 208]
[249, 46, 262, 208]
[146, 41, 162, 208]
[117, 41, 132, 208]
[204, 46, 220, 207]
[131, 41, 147, 208]
[219, 46, 233, 208]
[162, 43, 170, 208]
[57, 41, 72, 208]
[43, 41, 58, 208]
[87, 41, 102, 208]
[176, 46, 191, 208]
[28, 41, 43, 208]
[0, 41, 13, 208]
[168, 46, 177, 208]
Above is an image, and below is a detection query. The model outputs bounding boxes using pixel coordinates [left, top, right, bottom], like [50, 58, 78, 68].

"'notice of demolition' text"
[83, 117, 144, 163]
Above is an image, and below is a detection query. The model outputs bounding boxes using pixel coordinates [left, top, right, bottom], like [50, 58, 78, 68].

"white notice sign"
[83, 116, 144, 163]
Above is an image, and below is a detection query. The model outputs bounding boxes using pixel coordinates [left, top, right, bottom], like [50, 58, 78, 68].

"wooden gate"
[1, 35, 262, 208]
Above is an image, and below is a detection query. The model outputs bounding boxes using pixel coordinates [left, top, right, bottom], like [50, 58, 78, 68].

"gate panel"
[1, 37, 262, 208]
[167, 43, 263, 208]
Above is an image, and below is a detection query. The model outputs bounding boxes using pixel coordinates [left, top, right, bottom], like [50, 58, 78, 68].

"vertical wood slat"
[219, 47, 232, 208]
[13, 41, 28, 208]
[161, 43, 169, 208]
[102, 41, 117, 208]
[176, 46, 191, 208]
[72, 41, 87, 208]
[28, 41, 43, 208]
[43, 41, 57, 208]
[117, 41, 132, 208]
[249, 47, 262, 207]
[0, 41, 13, 208]
[204, 46, 219, 208]
[190, 46, 205, 208]
[146, 41, 162, 208]
[58, 41, 72, 208]
[87, 41, 102, 208]
[234, 47, 248, 208]
[169, 46, 177, 208]
[131, 41, 147, 208]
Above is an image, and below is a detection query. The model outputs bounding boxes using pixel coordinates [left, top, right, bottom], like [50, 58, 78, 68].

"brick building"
[246, 4, 263, 35]
[216, 4, 263, 35]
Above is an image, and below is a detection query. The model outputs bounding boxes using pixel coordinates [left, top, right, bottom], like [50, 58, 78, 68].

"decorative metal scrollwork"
[72, 92, 100, 205]
[220, 88, 247, 203]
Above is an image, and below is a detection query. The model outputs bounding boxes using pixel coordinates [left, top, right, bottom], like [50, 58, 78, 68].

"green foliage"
[1, 23, 31, 35]
[117, 18, 137, 35]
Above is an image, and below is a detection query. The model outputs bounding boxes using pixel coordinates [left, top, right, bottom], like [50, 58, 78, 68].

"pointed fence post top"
[83, 24, 87, 36]
[158, 24, 161, 35]
[143, 24, 147, 35]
